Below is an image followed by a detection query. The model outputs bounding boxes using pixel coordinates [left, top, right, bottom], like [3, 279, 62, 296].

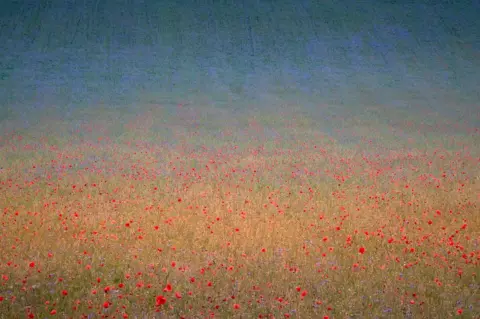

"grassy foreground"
[0, 104, 479, 319]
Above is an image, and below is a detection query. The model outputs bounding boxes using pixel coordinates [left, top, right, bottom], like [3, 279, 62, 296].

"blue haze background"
[0, 0, 479, 128]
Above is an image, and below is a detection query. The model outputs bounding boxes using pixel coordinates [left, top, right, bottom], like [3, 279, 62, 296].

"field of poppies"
[0, 104, 478, 318]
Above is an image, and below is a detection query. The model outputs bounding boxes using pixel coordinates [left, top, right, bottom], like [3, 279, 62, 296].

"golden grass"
[0, 105, 479, 319]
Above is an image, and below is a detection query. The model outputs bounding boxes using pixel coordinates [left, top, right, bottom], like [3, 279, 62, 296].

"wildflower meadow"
[0, 104, 478, 318]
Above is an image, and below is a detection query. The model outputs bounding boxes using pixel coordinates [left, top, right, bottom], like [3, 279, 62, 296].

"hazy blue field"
[1, 0, 478, 126]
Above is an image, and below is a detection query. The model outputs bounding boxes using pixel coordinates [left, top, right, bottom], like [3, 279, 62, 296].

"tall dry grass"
[0, 105, 478, 318]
